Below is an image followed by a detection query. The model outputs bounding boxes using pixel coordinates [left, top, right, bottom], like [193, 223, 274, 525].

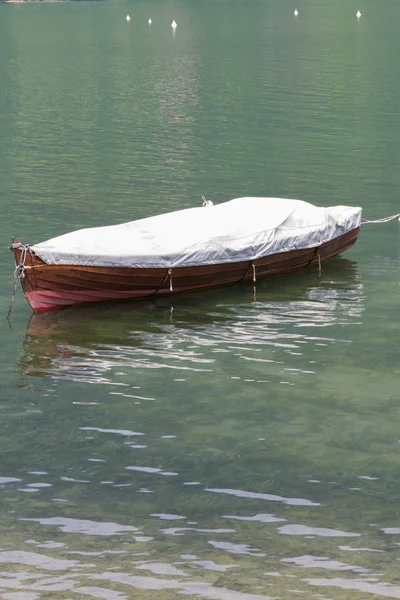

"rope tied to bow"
[7, 244, 31, 320]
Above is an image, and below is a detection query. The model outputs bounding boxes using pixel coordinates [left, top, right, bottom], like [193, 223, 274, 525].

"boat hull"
[11, 227, 359, 311]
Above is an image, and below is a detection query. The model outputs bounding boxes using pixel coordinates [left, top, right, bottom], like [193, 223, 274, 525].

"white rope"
[316, 248, 321, 276]
[6, 245, 29, 320]
[361, 213, 400, 224]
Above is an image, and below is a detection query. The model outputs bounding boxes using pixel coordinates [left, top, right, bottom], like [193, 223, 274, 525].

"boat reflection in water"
[20, 258, 364, 384]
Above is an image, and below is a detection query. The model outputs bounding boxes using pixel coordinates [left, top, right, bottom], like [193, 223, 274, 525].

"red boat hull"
[11, 227, 359, 311]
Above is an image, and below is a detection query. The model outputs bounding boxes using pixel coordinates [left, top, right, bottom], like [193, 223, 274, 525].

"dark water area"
[0, 0, 400, 598]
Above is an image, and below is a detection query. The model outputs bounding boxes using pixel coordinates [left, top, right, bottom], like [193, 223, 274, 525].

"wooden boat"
[10, 197, 361, 312]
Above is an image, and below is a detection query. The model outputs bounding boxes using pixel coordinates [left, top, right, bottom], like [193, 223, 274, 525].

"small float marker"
[148, 18, 152, 24]
[356, 10, 362, 18]
[294, 9, 299, 16]
[171, 20, 177, 29]
[126, 14, 131, 22]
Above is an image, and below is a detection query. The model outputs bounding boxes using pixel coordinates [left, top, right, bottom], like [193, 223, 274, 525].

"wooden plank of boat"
[10, 227, 359, 312]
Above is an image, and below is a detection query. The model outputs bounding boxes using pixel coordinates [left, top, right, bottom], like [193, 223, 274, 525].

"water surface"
[0, 0, 400, 598]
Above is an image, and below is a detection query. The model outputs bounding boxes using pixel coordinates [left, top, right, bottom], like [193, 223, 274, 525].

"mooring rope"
[361, 213, 400, 224]
[7, 245, 30, 320]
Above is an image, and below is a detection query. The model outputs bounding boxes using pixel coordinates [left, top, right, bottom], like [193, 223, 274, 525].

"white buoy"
[171, 20, 177, 29]
[126, 14, 131, 22]
[148, 18, 152, 24]
[294, 9, 299, 16]
[356, 10, 361, 18]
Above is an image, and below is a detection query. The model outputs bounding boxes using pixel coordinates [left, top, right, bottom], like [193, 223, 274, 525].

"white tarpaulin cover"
[32, 197, 362, 269]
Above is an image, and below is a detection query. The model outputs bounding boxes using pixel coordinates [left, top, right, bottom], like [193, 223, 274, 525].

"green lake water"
[0, 0, 400, 598]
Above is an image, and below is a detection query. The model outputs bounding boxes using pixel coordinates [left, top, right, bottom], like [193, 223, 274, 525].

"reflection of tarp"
[32, 197, 362, 268]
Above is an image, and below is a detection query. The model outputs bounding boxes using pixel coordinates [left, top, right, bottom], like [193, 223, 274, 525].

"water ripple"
[282, 555, 369, 572]
[20, 518, 138, 536]
[277, 525, 360, 537]
[206, 488, 320, 507]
